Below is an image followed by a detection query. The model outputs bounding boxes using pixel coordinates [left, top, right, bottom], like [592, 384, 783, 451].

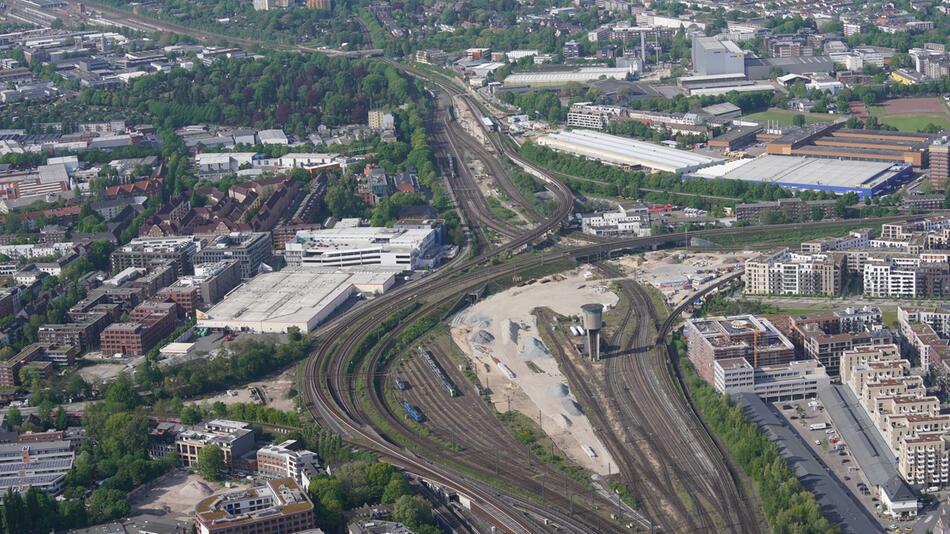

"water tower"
[581, 303, 604, 361]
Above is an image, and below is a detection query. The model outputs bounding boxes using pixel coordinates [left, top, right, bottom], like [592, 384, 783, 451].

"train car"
[419, 348, 460, 397]
[394, 376, 408, 391]
[401, 400, 425, 423]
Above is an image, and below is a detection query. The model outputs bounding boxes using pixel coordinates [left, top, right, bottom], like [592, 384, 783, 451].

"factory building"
[766, 123, 931, 167]
[283, 226, 437, 271]
[684, 315, 796, 384]
[537, 130, 723, 175]
[691, 37, 745, 76]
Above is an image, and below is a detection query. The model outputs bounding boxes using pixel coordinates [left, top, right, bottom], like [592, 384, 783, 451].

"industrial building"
[536, 130, 723, 174]
[503, 67, 635, 87]
[766, 123, 931, 167]
[283, 226, 437, 271]
[684, 315, 796, 384]
[691, 36, 745, 76]
[196, 270, 395, 333]
[693, 155, 913, 198]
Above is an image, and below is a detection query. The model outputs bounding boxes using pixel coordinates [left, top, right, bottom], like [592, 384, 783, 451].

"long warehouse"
[536, 129, 724, 174]
[692, 155, 913, 198]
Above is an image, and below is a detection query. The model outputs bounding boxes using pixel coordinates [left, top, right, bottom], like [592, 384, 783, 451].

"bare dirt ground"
[450, 267, 618, 475]
[77, 361, 133, 384]
[192, 365, 298, 412]
[881, 97, 949, 115]
[611, 250, 753, 304]
[129, 470, 252, 521]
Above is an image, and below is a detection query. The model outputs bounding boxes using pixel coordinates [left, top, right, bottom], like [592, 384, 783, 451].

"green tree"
[5, 406, 21, 428]
[198, 444, 226, 481]
[792, 114, 806, 127]
[381, 473, 412, 503]
[180, 404, 202, 425]
[392, 494, 433, 529]
[87, 488, 130, 524]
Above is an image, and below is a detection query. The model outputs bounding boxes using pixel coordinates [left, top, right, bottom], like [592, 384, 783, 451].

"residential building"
[841, 344, 939, 503]
[787, 312, 892, 377]
[37, 312, 112, 351]
[800, 229, 871, 253]
[194, 232, 272, 279]
[194, 478, 314, 534]
[743, 249, 843, 296]
[735, 198, 837, 224]
[898, 305, 950, 372]
[566, 102, 624, 130]
[684, 315, 796, 384]
[159, 260, 242, 313]
[864, 257, 950, 298]
[112, 237, 198, 276]
[367, 110, 395, 131]
[176, 420, 254, 468]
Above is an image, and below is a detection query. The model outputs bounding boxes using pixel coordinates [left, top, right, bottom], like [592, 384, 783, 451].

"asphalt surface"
[737, 393, 884, 534]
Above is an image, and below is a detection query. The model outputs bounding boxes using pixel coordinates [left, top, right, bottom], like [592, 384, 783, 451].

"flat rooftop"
[693, 155, 908, 193]
[537, 129, 723, 174]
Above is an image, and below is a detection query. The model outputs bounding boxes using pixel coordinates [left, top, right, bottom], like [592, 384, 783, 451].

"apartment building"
[800, 229, 871, 253]
[735, 198, 837, 224]
[37, 312, 112, 351]
[194, 232, 272, 279]
[256, 440, 321, 488]
[194, 478, 314, 534]
[111, 237, 198, 276]
[864, 257, 950, 298]
[787, 310, 891, 376]
[684, 315, 796, 384]
[713, 358, 827, 400]
[743, 249, 843, 296]
[176, 420, 255, 468]
[841, 345, 944, 501]
[898, 305, 950, 372]
[566, 102, 624, 130]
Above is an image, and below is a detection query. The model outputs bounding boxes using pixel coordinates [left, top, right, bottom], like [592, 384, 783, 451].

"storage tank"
[581, 303, 604, 361]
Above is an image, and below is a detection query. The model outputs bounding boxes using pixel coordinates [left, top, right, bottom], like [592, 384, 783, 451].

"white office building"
[580, 204, 652, 237]
[691, 37, 745, 76]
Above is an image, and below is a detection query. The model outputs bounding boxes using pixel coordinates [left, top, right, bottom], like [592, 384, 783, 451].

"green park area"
[867, 108, 950, 132]
[740, 108, 834, 126]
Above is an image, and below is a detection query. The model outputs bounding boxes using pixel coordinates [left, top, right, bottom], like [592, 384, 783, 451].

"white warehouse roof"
[504, 67, 634, 87]
[536, 129, 723, 174]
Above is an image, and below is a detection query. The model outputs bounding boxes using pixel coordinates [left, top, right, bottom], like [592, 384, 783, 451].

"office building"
[100, 301, 178, 357]
[176, 420, 255, 469]
[743, 248, 843, 296]
[194, 478, 314, 534]
[256, 440, 321, 488]
[691, 37, 745, 76]
[930, 137, 949, 189]
[713, 358, 827, 400]
[194, 232, 272, 279]
[284, 226, 437, 271]
[684, 315, 796, 384]
[0, 439, 74, 495]
[159, 260, 242, 314]
[580, 204, 651, 237]
[112, 237, 198, 276]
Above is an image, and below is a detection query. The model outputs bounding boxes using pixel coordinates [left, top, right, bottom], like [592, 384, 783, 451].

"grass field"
[868, 107, 950, 132]
[741, 108, 834, 126]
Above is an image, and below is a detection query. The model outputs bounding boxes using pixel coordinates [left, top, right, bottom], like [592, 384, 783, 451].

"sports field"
[741, 108, 835, 126]
[870, 98, 950, 132]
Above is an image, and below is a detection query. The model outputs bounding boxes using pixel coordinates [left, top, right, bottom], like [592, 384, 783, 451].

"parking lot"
[776, 398, 947, 533]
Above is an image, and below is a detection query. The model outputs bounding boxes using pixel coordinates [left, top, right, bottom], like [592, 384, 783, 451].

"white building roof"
[536, 129, 723, 174]
[504, 67, 633, 86]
